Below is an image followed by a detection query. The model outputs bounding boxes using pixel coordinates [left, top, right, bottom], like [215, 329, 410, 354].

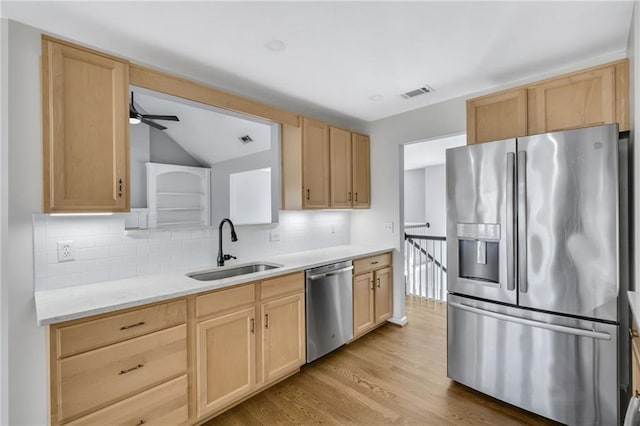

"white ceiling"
[404, 134, 466, 170]
[132, 87, 272, 165]
[2, 2, 634, 123]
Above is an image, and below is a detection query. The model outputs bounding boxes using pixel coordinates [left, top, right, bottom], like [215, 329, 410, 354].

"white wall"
[5, 20, 47, 425]
[403, 168, 425, 223]
[0, 17, 9, 426]
[352, 97, 466, 323]
[424, 164, 446, 237]
[33, 210, 351, 291]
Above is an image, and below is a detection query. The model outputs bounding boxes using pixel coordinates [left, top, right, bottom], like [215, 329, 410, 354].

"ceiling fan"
[129, 92, 179, 130]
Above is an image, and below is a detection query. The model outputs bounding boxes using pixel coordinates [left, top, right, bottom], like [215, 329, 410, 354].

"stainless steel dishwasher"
[305, 260, 353, 363]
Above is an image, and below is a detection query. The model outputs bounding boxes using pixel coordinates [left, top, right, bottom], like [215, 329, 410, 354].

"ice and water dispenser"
[457, 223, 500, 283]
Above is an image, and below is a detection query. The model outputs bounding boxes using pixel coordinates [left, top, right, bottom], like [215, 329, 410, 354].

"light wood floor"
[206, 296, 557, 425]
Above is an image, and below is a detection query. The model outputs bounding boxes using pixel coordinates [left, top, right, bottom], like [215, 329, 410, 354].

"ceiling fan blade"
[141, 118, 167, 131]
[141, 114, 179, 121]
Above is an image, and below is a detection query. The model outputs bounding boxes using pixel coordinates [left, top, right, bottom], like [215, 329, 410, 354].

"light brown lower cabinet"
[196, 307, 256, 418]
[46, 272, 306, 425]
[66, 375, 189, 426]
[352, 253, 393, 339]
[261, 292, 305, 383]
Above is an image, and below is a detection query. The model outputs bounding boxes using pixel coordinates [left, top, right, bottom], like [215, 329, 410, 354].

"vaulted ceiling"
[2, 1, 634, 124]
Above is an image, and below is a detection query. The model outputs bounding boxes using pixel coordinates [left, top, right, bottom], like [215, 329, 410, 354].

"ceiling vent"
[239, 135, 253, 143]
[401, 85, 435, 99]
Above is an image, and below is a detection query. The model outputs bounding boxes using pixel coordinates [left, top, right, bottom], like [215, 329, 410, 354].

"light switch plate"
[269, 231, 280, 242]
[383, 222, 394, 233]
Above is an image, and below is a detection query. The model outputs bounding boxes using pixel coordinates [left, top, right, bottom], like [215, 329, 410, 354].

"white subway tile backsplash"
[32, 210, 351, 291]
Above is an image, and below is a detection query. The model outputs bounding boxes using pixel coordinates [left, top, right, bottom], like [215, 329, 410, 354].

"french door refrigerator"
[446, 124, 629, 425]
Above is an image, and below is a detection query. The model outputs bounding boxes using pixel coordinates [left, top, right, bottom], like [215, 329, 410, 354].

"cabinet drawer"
[196, 283, 255, 319]
[58, 324, 187, 423]
[66, 375, 189, 426]
[57, 300, 187, 358]
[353, 253, 391, 275]
[261, 272, 304, 300]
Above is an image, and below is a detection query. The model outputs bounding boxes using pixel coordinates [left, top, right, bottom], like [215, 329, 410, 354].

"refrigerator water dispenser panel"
[457, 223, 500, 283]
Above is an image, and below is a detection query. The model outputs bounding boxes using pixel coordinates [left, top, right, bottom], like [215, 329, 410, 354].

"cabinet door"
[374, 267, 393, 324]
[466, 88, 527, 145]
[329, 127, 352, 208]
[42, 38, 129, 212]
[528, 65, 615, 135]
[196, 307, 255, 418]
[351, 133, 371, 208]
[302, 117, 330, 208]
[632, 329, 640, 397]
[261, 293, 305, 383]
[353, 272, 375, 338]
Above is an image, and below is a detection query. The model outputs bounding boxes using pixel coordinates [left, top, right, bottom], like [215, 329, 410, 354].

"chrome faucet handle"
[223, 254, 236, 261]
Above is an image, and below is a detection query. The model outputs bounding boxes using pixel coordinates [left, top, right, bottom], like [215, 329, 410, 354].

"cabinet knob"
[135, 420, 146, 426]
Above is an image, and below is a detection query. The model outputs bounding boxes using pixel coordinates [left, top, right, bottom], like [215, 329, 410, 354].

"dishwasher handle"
[307, 266, 354, 281]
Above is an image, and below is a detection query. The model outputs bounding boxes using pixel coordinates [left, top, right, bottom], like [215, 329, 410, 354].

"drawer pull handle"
[371, 261, 379, 265]
[250, 318, 255, 334]
[370, 280, 374, 290]
[119, 364, 144, 375]
[306, 189, 310, 200]
[135, 421, 146, 426]
[118, 178, 123, 198]
[120, 321, 146, 331]
[265, 314, 269, 329]
[377, 278, 381, 288]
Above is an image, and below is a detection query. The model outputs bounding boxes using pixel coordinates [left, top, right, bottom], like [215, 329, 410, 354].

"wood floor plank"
[205, 296, 559, 425]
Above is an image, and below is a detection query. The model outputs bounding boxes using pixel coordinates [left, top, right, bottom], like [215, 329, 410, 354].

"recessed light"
[265, 40, 286, 52]
[369, 94, 384, 102]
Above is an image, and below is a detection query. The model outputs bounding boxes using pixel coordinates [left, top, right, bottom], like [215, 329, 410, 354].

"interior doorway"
[401, 134, 465, 301]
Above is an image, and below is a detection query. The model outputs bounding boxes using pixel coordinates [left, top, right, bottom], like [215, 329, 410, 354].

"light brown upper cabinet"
[466, 88, 528, 145]
[329, 127, 352, 208]
[302, 117, 331, 209]
[351, 133, 371, 208]
[527, 62, 628, 134]
[466, 59, 629, 145]
[42, 37, 130, 212]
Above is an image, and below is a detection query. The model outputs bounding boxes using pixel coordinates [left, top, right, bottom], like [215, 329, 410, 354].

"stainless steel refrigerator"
[446, 124, 629, 425]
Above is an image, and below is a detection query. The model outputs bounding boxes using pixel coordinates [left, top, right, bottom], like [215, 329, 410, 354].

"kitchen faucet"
[217, 218, 238, 266]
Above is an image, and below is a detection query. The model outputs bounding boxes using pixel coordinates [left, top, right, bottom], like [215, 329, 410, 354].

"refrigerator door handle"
[506, 152, 516, 291]
[517, 151, 528, 293]
[449, 302, 611, 340]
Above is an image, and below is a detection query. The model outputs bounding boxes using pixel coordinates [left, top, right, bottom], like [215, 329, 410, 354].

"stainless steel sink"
[187, 262, 282, 281]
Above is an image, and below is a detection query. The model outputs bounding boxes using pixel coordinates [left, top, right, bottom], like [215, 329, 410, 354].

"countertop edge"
[36, 245, 395, 326]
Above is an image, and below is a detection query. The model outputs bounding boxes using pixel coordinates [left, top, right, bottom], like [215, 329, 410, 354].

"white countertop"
[35, 244, 394, 326]
[629, 291, 640, 329]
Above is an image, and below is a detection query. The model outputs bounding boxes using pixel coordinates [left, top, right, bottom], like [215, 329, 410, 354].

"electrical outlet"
[383, 222, 394, 233]
[57, 240, 74, 262]
[269, 231, 280, 242]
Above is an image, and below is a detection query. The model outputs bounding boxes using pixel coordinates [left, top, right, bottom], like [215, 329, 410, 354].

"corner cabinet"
[282, 118, 371, 210]
[351, 133, 371, 208]
[466, 59, 629, 145]
[352, 252, 393, 339]
[41, 37, 130, 212]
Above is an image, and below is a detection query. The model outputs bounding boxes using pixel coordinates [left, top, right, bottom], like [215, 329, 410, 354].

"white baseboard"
[387, 315, 408, 326]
